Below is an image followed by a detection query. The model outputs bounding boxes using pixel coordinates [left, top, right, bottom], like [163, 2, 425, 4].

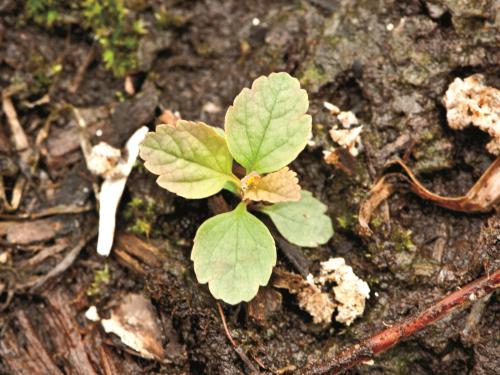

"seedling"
[139, 72, 333, 304]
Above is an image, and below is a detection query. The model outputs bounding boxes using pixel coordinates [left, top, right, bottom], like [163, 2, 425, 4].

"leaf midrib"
[147, 137, 233, 181]
[247, 81, 281, 172]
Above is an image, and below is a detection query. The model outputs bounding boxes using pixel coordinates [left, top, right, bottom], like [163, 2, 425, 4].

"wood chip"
[6, 218, 64, 244]
[101, 293, 166, 361]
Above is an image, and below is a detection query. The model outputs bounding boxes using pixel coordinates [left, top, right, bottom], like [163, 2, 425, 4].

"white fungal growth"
[87, 142, 121, 179]
[443, 74, 500, 155]
[85, 305, 100, 322]
[276, 258, 370, 325]
[329, 126, 364, 157]
[319, 258, 370, 326]
[337, 111, 359, 128]
[323, 101, 340, 114]
[323, 103, 364, 157]
[96, 127, 148, 256]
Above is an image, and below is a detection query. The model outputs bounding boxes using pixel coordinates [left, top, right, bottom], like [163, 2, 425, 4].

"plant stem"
[299, 269, 500, 374]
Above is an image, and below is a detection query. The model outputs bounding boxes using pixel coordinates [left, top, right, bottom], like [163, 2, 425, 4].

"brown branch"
[300, 268, 500, 374]
[68, 46, 96, 94]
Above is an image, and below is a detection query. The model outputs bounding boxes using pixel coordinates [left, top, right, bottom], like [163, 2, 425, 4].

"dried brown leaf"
[323, 148, 357, 176]
[358, 157, 500, 236]
[242, 167, 301, 203]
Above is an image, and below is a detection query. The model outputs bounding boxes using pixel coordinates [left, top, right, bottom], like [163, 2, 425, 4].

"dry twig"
[299, 269, 500, 374]
[217, 302, 261, 374]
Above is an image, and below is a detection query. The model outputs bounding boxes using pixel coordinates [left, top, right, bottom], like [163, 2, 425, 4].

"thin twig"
[216, 302, 260, 374]
[1, 92, 30, 211]
[17, 229, 97, 291]
[68, 46, 96, 94]
[0, 203, 94, 220]
[299, 268, 500, 374]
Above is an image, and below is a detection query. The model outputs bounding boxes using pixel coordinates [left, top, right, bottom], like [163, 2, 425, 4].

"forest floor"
[0, 1, 499, 374]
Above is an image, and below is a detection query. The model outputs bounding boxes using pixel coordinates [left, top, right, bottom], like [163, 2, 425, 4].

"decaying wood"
[112, 232, 171, 275]
[0, 203, 94, 220]
[17, 229, 96, 291]
[44, 290, 99, 375]
[0, 288, 135, 375]
[299, 268, 500, 374]
[5, 217, 64, 245]
[1, 311, 65, 375]
[115, 233, 164, 268]
[17, 238, 69, 269]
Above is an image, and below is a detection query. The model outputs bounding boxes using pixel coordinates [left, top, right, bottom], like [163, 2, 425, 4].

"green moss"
[300, 63, 327, 90]
[25, 0, 60, 27]
[370, 216, 383, 228]
[82, 0, 144, 76]
[130, 218, 152, 236]
[390, 227, 416, 252]
[124, 197, 155, 237]
[154, 8, 186, 28]
[336, 213, 358, 231]
[27, 52, 64, 94]
[87, 264, 110, 296]
[26, 1, 146, 76]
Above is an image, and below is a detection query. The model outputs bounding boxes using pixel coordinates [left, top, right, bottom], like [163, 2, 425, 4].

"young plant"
[139, 72, 333, 304]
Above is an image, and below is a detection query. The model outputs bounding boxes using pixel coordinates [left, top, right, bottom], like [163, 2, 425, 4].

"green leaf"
[225, 72, 312, 174]
[260, 191, 333, 247]
[192, 203, 276, 304]
[139, 120, 238, 199]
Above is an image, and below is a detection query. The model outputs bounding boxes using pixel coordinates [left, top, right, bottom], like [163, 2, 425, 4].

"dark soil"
[0, 1, 499, 374]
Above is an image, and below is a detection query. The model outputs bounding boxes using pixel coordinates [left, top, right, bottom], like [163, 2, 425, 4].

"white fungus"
[443, 74, 500, 155]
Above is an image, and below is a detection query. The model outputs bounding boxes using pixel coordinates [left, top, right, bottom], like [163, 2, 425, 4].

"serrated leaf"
[139, 120, 237, 199]
[225, 72, 312, 174]
[191, 203, 276, 304]
[260, 190, 333, 247]
[242, 167, 301, 203]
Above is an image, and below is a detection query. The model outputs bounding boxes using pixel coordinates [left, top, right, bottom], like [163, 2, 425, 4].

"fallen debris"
[1, 88, 30, 211]
[1, 288, 137, 375]
[247, 287, 283, 324]
[443, 74, 500, 155]
[328, 125, 363, 157]
[299, 268, 500, 375]
[216, 303, 260, 374]
[101, 293, 165, 361]
[273, 268, 334, 324]
[6, 218, 64, 245]
[273, 257, 370, 325]
[358, 157, 500, 236]
[18, 229, 96, 291]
